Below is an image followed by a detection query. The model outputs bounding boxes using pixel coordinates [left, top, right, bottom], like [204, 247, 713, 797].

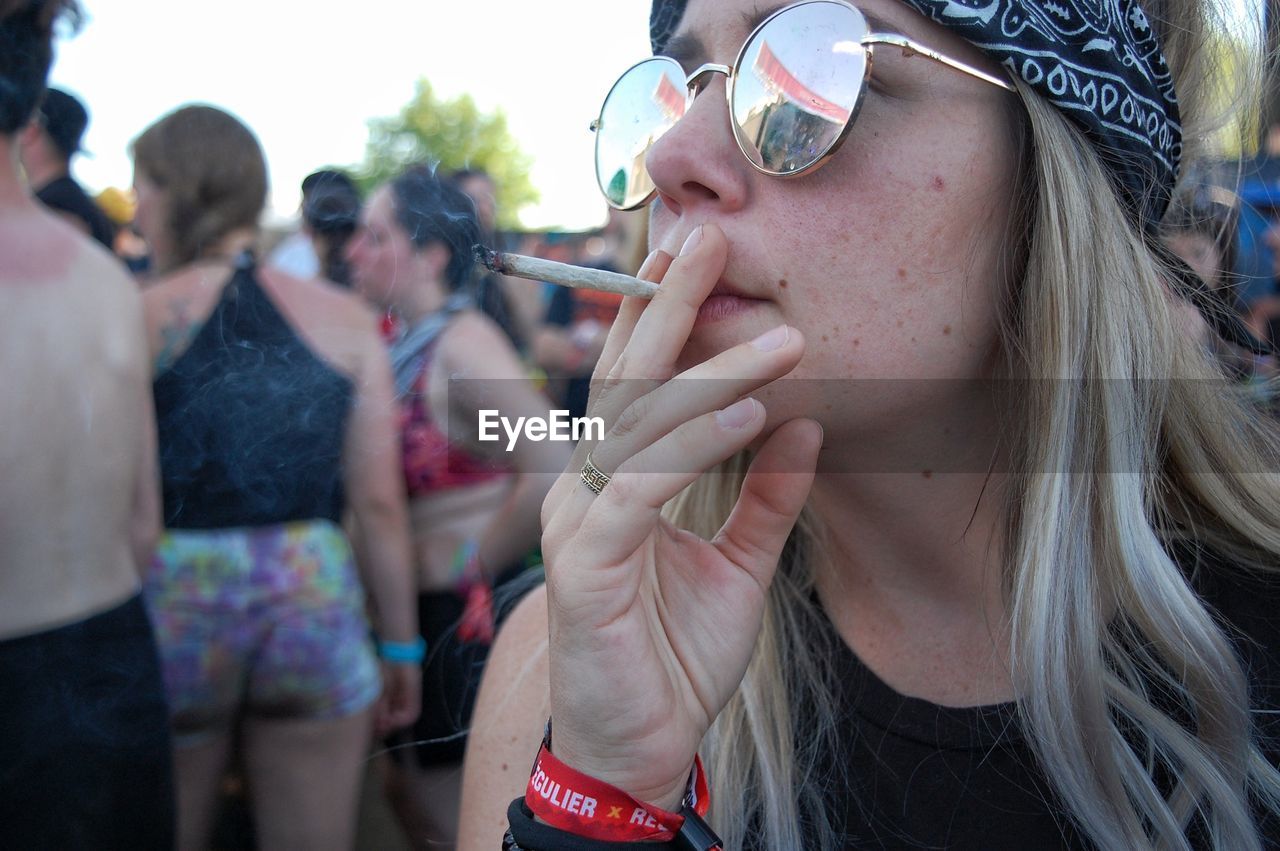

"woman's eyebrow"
[661, 33, 706, 67]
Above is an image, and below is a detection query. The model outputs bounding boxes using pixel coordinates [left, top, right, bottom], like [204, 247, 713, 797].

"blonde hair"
[670, 0, 1280, 846]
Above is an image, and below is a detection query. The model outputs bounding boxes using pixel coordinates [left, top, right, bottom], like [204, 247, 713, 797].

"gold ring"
[580, 453, 611, 495]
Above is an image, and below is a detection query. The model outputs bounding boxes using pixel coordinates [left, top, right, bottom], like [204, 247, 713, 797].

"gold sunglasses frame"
[590, 0, 1016, 211]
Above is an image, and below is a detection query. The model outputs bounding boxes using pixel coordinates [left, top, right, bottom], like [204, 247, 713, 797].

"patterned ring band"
[580, 453, 612, 495]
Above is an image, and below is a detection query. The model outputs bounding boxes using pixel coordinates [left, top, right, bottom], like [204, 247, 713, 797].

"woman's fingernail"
[637, 249, 661, 278]
[750, 325, 789, 352]
[680, 226, 703, 256]
[716, 397, 758, 429]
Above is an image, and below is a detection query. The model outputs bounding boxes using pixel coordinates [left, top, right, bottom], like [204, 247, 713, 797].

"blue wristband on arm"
[378, 636, 426, 664]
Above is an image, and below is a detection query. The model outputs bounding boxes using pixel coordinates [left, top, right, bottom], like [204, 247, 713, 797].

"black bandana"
[649, 0, 1180, 231]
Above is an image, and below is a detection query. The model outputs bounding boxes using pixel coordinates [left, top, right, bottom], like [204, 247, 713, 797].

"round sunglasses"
[591, 0, 1015, 210]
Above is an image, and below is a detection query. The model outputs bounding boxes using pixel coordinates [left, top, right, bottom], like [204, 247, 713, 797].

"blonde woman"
[460, 0, 1280, 848]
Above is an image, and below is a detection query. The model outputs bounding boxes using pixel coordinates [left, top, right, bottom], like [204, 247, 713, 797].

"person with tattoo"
[0, 1, 174, 846]
[134, 104, 421, 851]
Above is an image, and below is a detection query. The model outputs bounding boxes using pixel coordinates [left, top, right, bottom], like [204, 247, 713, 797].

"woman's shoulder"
[257, 266, 383, 375]
[258, 266, 377, 329]
[438, 308, 526, 379]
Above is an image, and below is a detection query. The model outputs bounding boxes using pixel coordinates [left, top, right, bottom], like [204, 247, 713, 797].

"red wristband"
[524, 728, 714, 845]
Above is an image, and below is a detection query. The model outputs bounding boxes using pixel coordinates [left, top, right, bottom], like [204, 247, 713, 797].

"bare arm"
[130, 374, 161, 572]
[124, 287, 161, 572]
[441, 314, 572, 574]
[344, 313, 417, 644]
[346, 311, 422, 734]
[458, 584, 551, 849]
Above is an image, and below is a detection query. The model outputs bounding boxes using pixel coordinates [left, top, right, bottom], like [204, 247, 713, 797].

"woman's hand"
[374, 661, 422, 737]
[539, 224, 823, 809]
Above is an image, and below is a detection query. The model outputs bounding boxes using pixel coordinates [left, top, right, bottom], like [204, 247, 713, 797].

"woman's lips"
[695, 294, 762, 325]
[694, 280, 767, 326]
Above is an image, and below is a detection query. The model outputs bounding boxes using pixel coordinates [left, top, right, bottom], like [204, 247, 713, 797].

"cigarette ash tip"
[473, 244, 502, 273]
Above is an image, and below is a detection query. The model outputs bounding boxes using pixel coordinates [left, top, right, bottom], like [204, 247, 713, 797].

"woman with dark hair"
[347, 165, 569, 849]
[460, 0, 1280, 848]
[134, 104, 420, 850]
[0, 1, 174, 846]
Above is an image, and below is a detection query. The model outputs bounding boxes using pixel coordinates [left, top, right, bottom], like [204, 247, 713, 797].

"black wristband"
[505, 798, 679, 851]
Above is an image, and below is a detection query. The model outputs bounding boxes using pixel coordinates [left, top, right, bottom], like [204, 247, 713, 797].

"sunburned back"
[0, 216, 150, 638]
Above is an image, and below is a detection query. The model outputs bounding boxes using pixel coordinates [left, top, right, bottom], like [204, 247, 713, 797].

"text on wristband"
[529, 757, 671, 827]
[530, 760, 598, 817]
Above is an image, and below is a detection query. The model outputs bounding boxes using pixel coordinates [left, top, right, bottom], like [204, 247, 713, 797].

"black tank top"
[153, 255, 352, 528]
[506, 559, 1280, 849]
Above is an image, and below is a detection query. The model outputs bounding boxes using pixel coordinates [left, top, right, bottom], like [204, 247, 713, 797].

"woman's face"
[347, 186, 414, 309]
[646, 0, 1022, 441]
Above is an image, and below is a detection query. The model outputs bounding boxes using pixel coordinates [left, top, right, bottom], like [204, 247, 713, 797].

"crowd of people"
[0, 4, 635, 847]
[3, 0, 1280, 849]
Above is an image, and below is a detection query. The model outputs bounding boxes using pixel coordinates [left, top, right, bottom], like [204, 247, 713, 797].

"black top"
[35, 175, 116, 250]
[505, 559, 1280, 850]
[153, 257, 352, 529]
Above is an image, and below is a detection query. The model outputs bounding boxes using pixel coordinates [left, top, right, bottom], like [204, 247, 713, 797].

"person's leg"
[173, 733, 234, 851]
[143, 530, 250, 849]
[383, 759, 462, 851]
[241, 709, 374, 851]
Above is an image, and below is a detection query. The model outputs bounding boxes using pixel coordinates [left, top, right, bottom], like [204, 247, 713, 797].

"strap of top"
[390, 292, 474, 398]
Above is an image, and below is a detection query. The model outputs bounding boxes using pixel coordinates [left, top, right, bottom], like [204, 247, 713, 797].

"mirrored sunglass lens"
[595, 58, 688, 209]
[731, 1, 868, 174]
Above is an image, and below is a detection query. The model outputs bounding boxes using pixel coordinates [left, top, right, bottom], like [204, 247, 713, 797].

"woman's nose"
[645, 75, 749, 215]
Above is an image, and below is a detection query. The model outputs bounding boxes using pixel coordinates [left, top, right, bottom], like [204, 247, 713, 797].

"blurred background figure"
[133, 104, 420, 851]
[95, 183, 152, 275]
[450, 167, 535, 352]
[302, 175, 362, 288]
[347, 165, 569, 850]
[268, 168, 357, 279]
[1163, 184, 1269, 382]
[0, 0, 174, 846]
[17, 85, 116, 249]
[531, 208, 646, 420]
[1248, 220, 1280, 380]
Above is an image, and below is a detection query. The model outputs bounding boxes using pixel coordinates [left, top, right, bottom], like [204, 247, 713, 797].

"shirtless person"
[0, 1, 174, 846]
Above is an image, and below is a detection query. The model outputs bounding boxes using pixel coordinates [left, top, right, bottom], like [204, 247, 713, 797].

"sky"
[44, 0, 1265, 231]
[47, 0, 653, 231]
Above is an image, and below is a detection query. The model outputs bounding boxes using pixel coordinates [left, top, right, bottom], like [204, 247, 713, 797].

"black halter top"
[152, 254, 352, 529]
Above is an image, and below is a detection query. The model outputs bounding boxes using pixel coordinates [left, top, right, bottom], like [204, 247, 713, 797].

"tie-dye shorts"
[143, 520, 381, 742]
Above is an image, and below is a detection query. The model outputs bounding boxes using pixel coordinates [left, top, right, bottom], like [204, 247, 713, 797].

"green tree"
[356, 79, 538, 229]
